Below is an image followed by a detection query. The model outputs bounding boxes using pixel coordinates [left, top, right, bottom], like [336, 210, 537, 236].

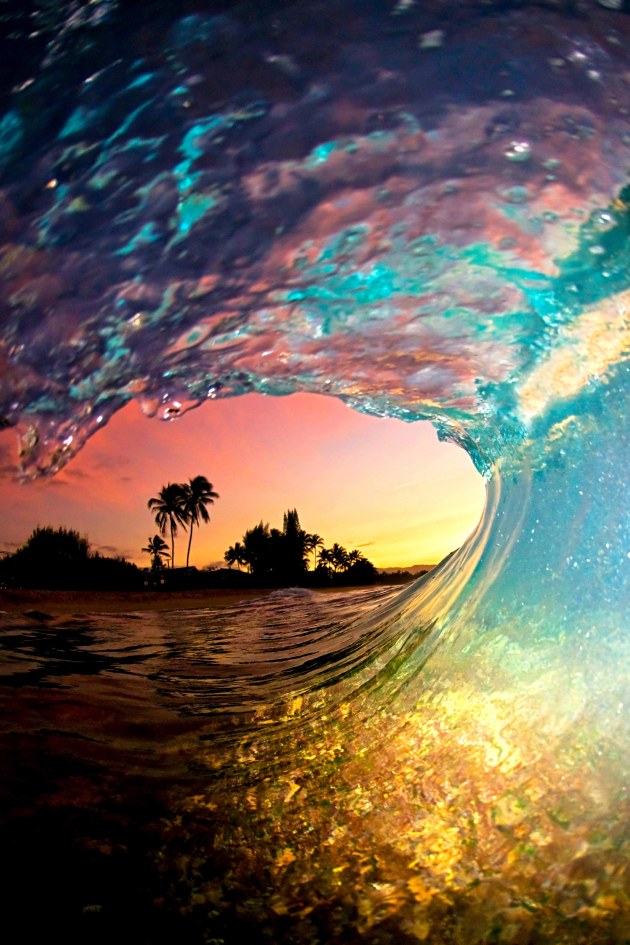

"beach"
[0, 586, 276, 616]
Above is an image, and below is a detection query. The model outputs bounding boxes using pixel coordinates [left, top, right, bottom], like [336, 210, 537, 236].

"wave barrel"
[0, 0, 629, 940]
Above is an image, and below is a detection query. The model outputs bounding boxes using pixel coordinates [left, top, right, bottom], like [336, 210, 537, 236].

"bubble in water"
[590, 210, 616, 231]
[504, 140, 532, 162]
[418, 30, 444, 49]
[501, 186, 531, 204]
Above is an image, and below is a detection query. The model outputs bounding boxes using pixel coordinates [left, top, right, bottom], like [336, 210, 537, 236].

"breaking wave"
[0, 0, 629, 940]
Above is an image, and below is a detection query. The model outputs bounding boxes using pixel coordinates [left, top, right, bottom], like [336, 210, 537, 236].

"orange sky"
[0, 393, 485, 570]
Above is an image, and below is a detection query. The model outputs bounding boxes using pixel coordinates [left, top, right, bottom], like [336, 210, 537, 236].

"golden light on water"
[519, 289, 630, 423]
[161, 677, 630, 941]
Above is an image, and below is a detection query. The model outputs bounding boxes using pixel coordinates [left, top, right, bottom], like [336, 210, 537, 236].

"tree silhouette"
[345, 550, 377, 584]
[142, 534, 170, 571]
[330, 543, 349, 573]
[148, 483, 187, 568]
[234, 542, 248, 570]
[242, 522, 272, 577]
[0, 526, 141, 590]
[282, 508, 308, 582]
[305, 532, 323, 571]
[223, 511, 377, 587]
[181, 475, 219, 568]
[317, 546, 332, 574]
[225, 541, 247, 571]
[347, 549, 364, 567]
[224, 544, 238, 569]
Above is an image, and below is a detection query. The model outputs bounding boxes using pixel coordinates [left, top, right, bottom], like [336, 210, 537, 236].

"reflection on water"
[1, 584, 628, 943]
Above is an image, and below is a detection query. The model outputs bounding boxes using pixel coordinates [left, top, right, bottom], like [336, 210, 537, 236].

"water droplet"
[418, 30, 444, 49]
[162, 402, 182, 419]
[504, 141, 532, 162]
[502, 186, 530, 204]
[14, 77, 35, 92]
[590, 210, 615, 231]
[569, 50, 588, 65]
[393, 0, 415, 13]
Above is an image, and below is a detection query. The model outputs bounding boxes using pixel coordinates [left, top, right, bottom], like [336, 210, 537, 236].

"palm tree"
[225, 541, 247, 571]
[346, 549, 364, 568]
[233, 541, 248, 571]
[142, 534, 170, 571]
[148, 482, 187, 568]
[181, 475, 219, 569]
[318, 547, 332, 574]
[330, 542, 349, 573]
[305, 533, 323, 571]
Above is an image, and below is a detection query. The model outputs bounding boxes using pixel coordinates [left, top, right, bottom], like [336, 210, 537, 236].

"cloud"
[207, 559, 227, 570]
[93, 542, 136, 560]
[95, 543, 120, 555]
[92, 544, 136, 561]
[90, 454, 132, 475]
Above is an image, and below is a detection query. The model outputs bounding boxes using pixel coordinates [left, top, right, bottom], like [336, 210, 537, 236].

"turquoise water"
[0, 0, 629, 940]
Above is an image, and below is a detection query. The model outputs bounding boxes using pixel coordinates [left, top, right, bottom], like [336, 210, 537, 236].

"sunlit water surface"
[1, 569, 628, 944]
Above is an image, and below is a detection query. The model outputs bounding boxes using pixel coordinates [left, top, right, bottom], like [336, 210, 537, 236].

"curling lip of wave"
[0, 0, 629, 476]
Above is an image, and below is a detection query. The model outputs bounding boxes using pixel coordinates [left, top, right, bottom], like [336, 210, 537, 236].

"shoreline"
[0, 587, 278, 616]
[0, 583, 394, 617]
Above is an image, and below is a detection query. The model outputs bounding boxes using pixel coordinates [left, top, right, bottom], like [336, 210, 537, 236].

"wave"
[0, 0, 629, 939]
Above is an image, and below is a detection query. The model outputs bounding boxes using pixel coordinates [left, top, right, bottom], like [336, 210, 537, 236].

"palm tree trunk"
[170, 522, 175, 568]
[186, 522, 194, 569]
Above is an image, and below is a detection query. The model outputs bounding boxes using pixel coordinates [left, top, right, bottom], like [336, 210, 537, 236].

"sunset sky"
[0, 393, 485, 571]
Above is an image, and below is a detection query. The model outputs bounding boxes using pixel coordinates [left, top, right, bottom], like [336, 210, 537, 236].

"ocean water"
[0, 0, 629, 941]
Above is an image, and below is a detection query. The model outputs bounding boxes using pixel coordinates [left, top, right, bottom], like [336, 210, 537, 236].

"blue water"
[0, 0, 629, 940]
